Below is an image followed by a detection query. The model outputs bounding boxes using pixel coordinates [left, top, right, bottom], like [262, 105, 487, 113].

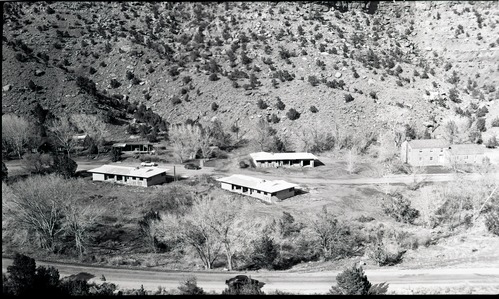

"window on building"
[430, 149, 433, 152]
[263, 192, 267, 195]
[419, 150, 423, 153]
[139, 177, 143, 181]
[440, 149, 443, 152]
[419, 157, 422, 161]
[465, 155, 468, 159]
[430, 157, 433, 160]
[257, 190, 260, 194]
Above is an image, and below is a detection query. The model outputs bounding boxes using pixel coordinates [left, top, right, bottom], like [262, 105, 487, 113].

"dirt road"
[74, 160, 499, 185]
[2, 258, 498, 294]
[5, 159, 497, 186]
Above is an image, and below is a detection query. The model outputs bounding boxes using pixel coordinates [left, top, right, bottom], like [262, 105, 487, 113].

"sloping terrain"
[2, 1, 498, 146]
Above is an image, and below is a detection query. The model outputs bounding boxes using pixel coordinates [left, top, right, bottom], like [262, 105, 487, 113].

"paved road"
[2, 258, 498, 294]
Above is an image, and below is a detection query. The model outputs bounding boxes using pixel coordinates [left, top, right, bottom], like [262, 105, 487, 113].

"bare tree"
[3, 175, 76, 250]
[70, 114, 107, 157]
[168, 124, 200, 163]
[309, 207, 360, 260]
[2, 114, 37, 158]
[47, 118, 78, 157]
[21, 153, 53, 174]
[377, 130, 399, 162]
[202, 193, 246, 271]
[254, 118, 276, 151]
[195, 127, 214, 162]
[63, 199, 102, 257]
[345, 149, 359, 175]
[157, 196, 222, 269]
[2, 175, 100, 255]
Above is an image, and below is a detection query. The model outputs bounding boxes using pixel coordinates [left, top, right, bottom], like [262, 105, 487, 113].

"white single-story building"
[217, 174, 298, 202]
[87, 165, 168, 187]
[250, 152, 319, 168]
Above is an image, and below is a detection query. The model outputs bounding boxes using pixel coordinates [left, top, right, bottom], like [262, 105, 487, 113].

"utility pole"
[173, 165, 176, 182]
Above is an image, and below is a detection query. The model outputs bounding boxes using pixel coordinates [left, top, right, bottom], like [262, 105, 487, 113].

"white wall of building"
[220, 182, 295, 202]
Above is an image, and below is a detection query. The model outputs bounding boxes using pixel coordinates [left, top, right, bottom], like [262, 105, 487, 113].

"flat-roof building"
[250, 152, 319, 168]
[112, 142, 155, 154]
[88, 165, 168, 187]
[217, 174, 298, 202]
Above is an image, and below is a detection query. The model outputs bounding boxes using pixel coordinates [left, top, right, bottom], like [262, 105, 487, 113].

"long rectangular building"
[401, 139, 486, 167]
[88, 165, 168, 187]
[217, 174, 297, 202]
[250, 152, 319, 168]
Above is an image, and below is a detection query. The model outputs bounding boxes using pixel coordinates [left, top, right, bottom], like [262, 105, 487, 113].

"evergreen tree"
[250, 235, 279, 270]
[51, 154, 77, 178]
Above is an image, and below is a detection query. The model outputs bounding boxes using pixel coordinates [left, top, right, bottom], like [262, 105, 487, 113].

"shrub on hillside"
[485, 136, 497, 149]
[369, 91, 378, 99]
[270, 114, 280, 124]
[171, 96, 181, 105]
[257, 99, 268, 109]
[382, 194, 420, 224]
[476, 118, 486, 132]
[286, 108, 300, 120]
[491, 117, 499, 127]
[367, 242, 405, 267]
[211, 102, 219, 111]
[110, 79, 121, 88]
[209, 73, 220, 81]
[476, 106, 488, 117]
[239, 160, 249, 168]
[443, 61, 452, 71]
[485, 205, 499, 236]
[275, 97, 285, 110]
[344, 94, 354, 103]
[306, 74, 320, 87]
[310, 106, 318, 113]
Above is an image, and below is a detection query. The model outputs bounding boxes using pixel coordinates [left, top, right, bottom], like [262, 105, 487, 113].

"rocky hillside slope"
[2, 1, 498, 146]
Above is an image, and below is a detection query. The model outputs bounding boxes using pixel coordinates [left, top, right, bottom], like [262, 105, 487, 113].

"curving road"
[2, 258, 499, 294]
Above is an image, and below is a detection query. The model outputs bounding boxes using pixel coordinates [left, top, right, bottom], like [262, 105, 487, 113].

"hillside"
[2, 1, 498, 146]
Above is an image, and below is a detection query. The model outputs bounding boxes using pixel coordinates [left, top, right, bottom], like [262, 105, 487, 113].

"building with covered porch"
[88, 165, 168, 187]
[250, 152, 319, 168]
[112, 142, 155, 154]
[217, 174, 298, 202]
